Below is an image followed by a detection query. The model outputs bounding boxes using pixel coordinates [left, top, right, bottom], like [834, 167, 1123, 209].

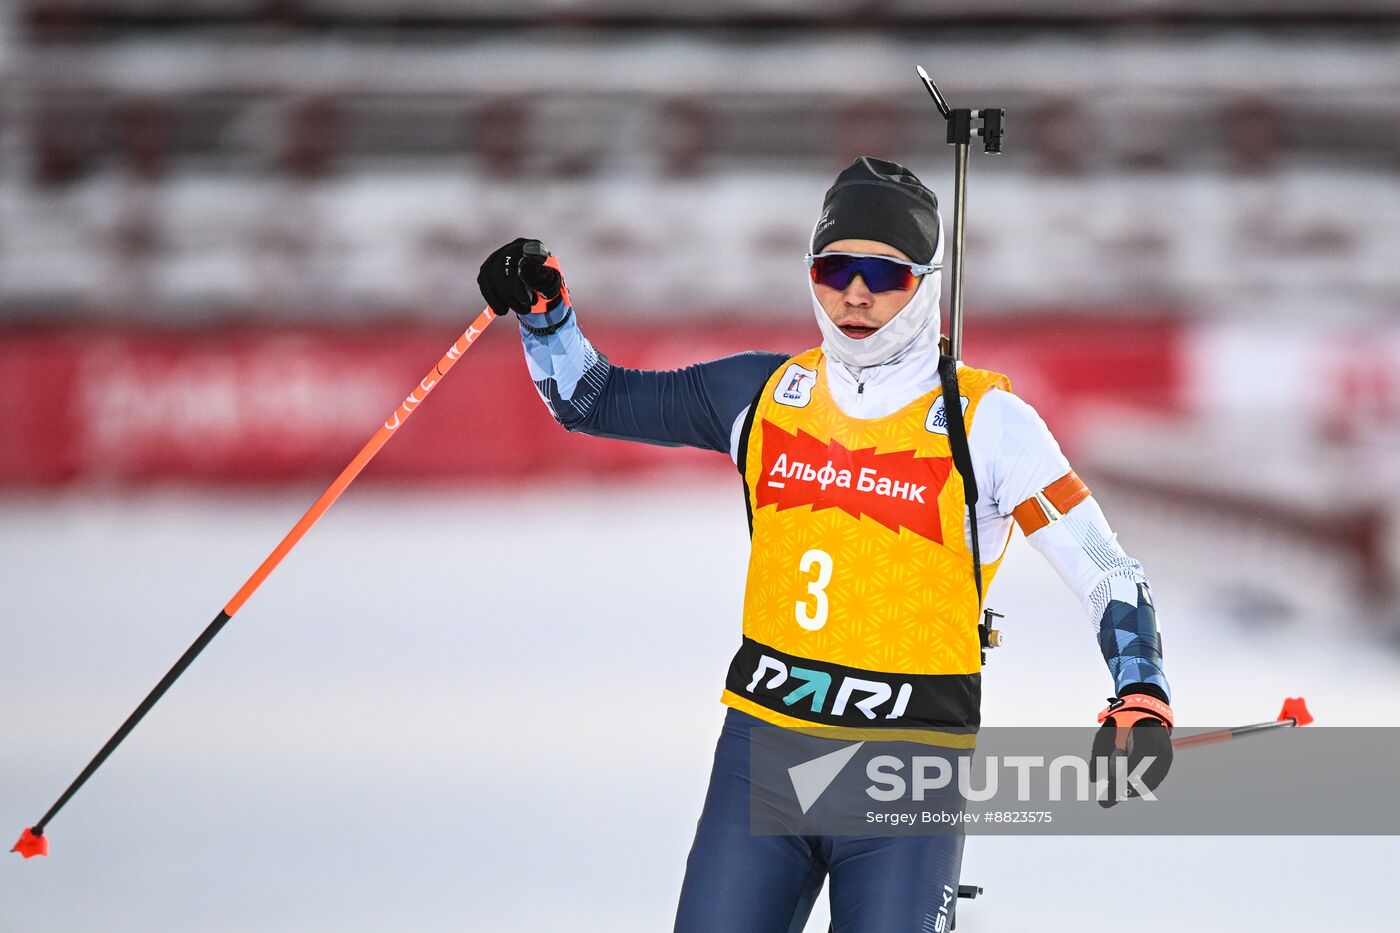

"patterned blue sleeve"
[518, 300, 789, 454]
[1096, 578, 1169, 700]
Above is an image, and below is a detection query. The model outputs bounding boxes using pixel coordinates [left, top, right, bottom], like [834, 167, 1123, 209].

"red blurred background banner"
[0, 317, 1185, 486]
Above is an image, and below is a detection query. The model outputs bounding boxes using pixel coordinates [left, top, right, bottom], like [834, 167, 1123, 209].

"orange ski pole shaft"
[12, 309, 498, 860]
[1171, 696, 1314, 751]
[226, 309, 495, 615]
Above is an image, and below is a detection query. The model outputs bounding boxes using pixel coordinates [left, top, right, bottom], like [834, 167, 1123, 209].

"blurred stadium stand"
[2, 0, 1399, 321]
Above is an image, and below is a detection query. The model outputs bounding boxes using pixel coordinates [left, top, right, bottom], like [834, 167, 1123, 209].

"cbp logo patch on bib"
[774, 363, 818, 408]
[924, 395, 969, 435]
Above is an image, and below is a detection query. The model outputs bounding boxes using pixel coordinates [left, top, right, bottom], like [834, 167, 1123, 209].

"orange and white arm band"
[1011, 470, 1092, 536]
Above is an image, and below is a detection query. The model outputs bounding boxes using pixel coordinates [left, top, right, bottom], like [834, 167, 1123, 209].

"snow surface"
[2, 484, 1397, 932]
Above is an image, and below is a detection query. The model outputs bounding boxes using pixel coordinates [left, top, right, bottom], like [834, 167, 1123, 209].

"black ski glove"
[477, 238, 570, 318]
[1089, 683, 1174, 808]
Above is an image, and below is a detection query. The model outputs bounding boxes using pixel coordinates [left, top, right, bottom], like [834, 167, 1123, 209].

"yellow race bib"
[721, 348, 1011, 735]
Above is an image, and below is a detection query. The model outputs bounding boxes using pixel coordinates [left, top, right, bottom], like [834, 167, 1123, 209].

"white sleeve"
[965, 387, 1071, 554]
[1026, 495, 1147, 630]
[1026, 495, 1169, 696]
[965, 385, 1134, 615]
[967, 388, 1169, 696]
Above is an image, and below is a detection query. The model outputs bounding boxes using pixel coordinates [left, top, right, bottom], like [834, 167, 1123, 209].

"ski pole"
[1171, 696, 1313, 750]
[11, 308, 498, 860]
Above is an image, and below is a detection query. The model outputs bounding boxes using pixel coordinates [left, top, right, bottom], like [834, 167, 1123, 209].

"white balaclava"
[808, 157, 945, 369]
[809, 221, 944, 369]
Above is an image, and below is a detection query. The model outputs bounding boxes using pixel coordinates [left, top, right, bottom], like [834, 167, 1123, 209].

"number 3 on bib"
[795, 548, 833, 631]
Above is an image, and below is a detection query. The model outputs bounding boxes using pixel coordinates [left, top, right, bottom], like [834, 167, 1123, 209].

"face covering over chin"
[810, 270, 944, 369]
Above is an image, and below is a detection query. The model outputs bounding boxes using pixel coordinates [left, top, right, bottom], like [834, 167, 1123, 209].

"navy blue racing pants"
[674, 708, 966, 933]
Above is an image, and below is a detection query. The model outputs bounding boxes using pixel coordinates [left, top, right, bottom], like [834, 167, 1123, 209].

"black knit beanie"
[812, 157, 941, 264]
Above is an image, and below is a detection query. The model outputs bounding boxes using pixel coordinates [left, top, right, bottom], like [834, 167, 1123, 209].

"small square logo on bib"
[925, 395, 969, 434]
[774, 363, 818, 408]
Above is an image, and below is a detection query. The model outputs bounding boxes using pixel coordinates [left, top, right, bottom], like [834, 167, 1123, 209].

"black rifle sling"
[937, 354, 982, 607]
[735, 380, 768, 538]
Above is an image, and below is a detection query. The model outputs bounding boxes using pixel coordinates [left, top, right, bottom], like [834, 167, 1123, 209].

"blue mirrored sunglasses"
[804, 252, 941, 293]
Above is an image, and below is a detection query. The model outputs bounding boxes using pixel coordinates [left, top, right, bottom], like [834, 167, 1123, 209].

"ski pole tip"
[1277, 696, 1313, 727]
[11, 827, 48, 859]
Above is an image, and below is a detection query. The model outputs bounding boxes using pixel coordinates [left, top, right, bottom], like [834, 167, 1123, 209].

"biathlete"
[477, 157, 1173, 932]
